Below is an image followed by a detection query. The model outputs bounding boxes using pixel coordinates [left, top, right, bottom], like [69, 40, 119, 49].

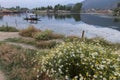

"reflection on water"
[45, 14, 81, 21]
[114, 18, 120, 23]
[72, 14, 81, 21]
[0, 15, 3, 20]
[0, 13, 120, 30]
[23, 13, 81, 24]
[80, 14, 120, 30]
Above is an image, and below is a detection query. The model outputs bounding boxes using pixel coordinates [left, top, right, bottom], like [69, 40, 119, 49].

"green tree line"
[33, 3, 82, 13]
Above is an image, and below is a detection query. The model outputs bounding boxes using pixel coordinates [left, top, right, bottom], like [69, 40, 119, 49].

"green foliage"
[33, 30, 64, 41]
[85, 38, 120, 51]
[19, 25, 40, 37]
[47, 6, 53, 10]
[5, 37, 36, 46]
[0, 25, 18, 32]
[113, 8, 120, 16]
[33, 30, 53, 40]
[65, 35, 81, 42]
[34, 4, 72, 12]
[113, 2, 120, 16]
[65, 6, 72, 11]
[65, 37, 120, 51]
[72, 3, 82, 13]
[40, 41, 120, 80]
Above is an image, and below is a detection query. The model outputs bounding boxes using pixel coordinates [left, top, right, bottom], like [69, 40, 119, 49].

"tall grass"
[19, 25, 40, 37]
[0, 25, 18, 32]
[0, 43, 39, 80]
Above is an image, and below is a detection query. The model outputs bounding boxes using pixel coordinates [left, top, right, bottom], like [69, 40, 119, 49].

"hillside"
[82, 0, 120, 10]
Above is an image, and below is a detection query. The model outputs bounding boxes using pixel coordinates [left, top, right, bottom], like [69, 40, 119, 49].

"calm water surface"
[0, 13, 120, 43]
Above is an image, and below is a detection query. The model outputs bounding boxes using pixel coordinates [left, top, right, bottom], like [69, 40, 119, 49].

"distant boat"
[24, 13, 40, 21]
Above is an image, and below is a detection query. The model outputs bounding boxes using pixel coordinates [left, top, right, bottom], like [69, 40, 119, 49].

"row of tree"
[33, 3, 82, 13]
[0, 5, 29, 12]
[33, 4, 72, 11]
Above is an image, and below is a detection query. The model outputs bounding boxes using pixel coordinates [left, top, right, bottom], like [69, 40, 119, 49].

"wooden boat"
[24, 17, 40, 20]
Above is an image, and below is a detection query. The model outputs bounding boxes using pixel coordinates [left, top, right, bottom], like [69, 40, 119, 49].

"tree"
[113, 2, 120, 16]
[71, 3, 82, 13]
[41, 7, 46, 10]
[54, 4, 60, 10]
[47, 6, 53, 10]
[16, 6, 20, 11]
[65, 6, 72, 11]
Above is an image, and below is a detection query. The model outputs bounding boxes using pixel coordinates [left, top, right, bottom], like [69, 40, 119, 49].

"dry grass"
[0, 43, 39, 80]
[19, 25, 41, 37]
[36, 40, 57, 49]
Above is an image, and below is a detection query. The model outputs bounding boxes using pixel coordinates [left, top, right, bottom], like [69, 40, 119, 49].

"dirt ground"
[0, 71, 6, 80]
[0, 32, 20, 41]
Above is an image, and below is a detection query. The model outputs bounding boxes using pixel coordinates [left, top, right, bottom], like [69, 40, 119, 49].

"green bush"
[19, 26, 40, 37]
[0, 25, 18, 32]
[33, 30, 53, 40]
[65, 35, 81, 42]
[40, 41, 120, 80]
[34, 30, 64, 41]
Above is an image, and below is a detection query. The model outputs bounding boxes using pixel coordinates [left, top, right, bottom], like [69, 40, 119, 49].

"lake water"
[0, 13, 120, 43]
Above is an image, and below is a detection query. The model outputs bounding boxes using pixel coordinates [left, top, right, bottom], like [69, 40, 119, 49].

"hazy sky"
[0, 0, 84, 8]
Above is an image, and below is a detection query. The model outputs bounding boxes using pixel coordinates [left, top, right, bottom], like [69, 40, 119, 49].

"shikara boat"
[24, 13, 40, 21]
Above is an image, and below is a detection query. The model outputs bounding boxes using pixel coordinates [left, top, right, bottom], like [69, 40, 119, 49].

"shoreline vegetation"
[0, 25, 120, 80]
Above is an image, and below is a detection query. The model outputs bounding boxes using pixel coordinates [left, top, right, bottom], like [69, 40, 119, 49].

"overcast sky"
[0, 0, 84, 8]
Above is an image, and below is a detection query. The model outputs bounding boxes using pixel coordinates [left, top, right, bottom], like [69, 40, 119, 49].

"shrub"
[33, 30, 53, 40]
[65, 35, 81, 42]
[34, 30, 64, 41]
[19, 25, 40, 37]
[84, 38, 120, 51]
[0, 25, 18, 32]
[40, 41, 120, 80]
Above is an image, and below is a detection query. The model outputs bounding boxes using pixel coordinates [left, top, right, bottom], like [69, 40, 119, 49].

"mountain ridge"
[82, 0, 120, 10]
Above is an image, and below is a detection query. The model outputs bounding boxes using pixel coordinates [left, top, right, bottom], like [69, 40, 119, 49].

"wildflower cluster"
[40, 41, 120, 80]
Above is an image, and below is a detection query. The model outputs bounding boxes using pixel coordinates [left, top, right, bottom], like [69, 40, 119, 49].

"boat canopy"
[27, 13, 37, 18]
[28, 13, 36, 16]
